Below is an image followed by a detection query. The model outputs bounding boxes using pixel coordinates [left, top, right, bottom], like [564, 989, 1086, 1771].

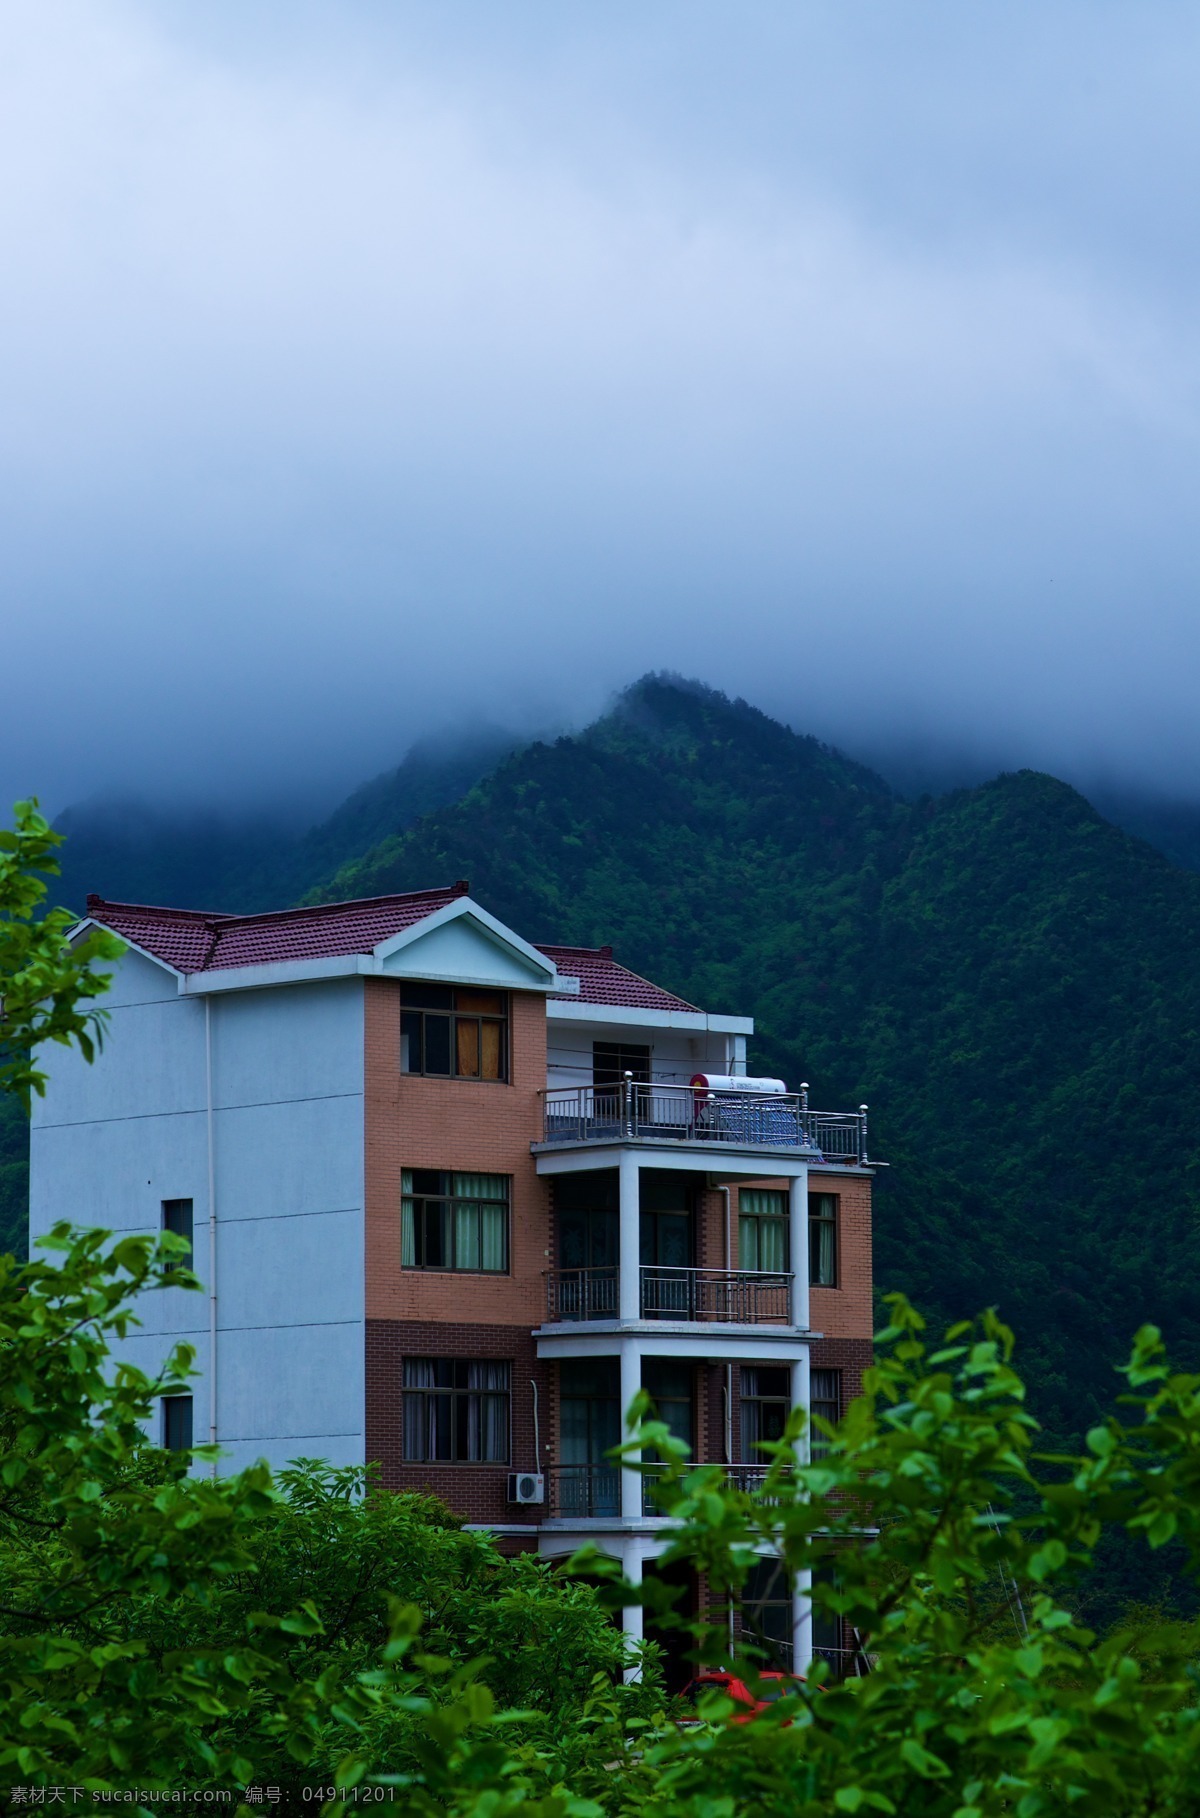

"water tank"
[690, 1073, 787, 1095]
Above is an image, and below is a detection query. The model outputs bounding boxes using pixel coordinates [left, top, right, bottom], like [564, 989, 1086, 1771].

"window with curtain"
[738, 1188, 789, 1273]
[808, 1192, 838, 1286]
[809, 1369, 842, 1461]
[400, 984, 508, 1080]
[402, 1358, 510, 1463]
[401, 1170, 509, 1272]
[739, 1364, 791, 1460]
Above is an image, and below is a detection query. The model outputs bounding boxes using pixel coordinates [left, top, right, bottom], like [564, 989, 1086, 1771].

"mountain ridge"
[6, 678, 1200, 1536]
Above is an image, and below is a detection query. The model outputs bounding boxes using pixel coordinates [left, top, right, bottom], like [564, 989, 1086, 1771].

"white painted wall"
[546, 1017, 733, 1088]
[30, 956, 367, 1475]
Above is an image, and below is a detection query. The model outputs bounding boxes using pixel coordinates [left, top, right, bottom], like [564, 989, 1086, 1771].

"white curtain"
[739, 1189, 789, 1272]
[467, 1361, 509, 1461]
[402, 1357, 437, 1460]
[453, 1174, 508, 1273]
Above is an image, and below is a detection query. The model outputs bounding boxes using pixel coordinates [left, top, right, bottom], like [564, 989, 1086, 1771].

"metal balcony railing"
[544, 1266, 619, 1321]
[547, 1463, 620, 1519]
[544, 1266, 793, 1324]
[640, 1266, 792, 1324]
[539, 1082, 868, 1161]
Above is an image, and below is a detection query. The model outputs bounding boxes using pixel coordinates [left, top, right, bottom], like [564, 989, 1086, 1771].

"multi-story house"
[30, 883, 875, 1681]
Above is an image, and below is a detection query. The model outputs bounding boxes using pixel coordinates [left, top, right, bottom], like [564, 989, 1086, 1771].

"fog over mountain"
[3, 3, 1200, 818]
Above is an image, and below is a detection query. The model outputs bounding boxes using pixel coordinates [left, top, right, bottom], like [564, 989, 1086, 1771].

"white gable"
[375, 901, 572, 994]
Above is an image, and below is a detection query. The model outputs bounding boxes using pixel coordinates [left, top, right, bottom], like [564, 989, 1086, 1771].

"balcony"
[545, 1265, 794, 1325]
[548, 1463, 620, 1519]
[540, 1083, 868, 1161]
[549, 1463, 793, 1522]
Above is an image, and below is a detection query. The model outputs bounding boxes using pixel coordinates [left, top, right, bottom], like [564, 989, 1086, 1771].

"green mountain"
[319, 677, 1200, 1458]
[8, 677, 1200, 1540]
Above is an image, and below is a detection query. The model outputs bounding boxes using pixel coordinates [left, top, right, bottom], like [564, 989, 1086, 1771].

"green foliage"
[8, 1209, 1200, 1810]
[0, 1226, 645, 1801]
[572, 1296, 1200, 1817]
[0, 799, 125, 1106]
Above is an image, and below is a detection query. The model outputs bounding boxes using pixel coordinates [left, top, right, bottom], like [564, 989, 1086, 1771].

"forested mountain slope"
[322, 677, 1200, 1444]
[8, 675, 1200, 1461]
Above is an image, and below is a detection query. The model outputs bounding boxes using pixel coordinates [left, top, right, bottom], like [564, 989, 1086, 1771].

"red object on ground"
[680, 1670, 809, 1723]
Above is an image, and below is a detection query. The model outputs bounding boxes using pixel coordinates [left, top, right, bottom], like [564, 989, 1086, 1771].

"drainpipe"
[205, 996, 218, 1477]
[531, 1379, 541, 1474]
[719, 1186, 733, 1464]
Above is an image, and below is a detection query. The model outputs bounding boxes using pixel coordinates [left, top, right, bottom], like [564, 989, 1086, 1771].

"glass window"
[809, 1193, 838, 1286]
[162, 1395, 193, 1452]
[741, 1555, 792, 1670]
[739, 1188, 789, 1273]
[644, 1359, 694, 1456]
[402, 1358, 510, 1463]
[558, 1358, 620, 1517]
[809, 1369, 842, 1461]
[740, 1365, 791, 1460]
[161, 1198, 193, 1273]
[401, 1171, 509, 1272]
[401, 985, 508, 1081]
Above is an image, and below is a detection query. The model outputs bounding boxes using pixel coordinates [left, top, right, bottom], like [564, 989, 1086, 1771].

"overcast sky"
[4, 1, 1200, 818]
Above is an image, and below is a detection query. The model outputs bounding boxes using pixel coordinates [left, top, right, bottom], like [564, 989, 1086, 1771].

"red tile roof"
[83, 893, 698, 1012]
[85, 885, 470, 974]
[536, 944, 698, 1013]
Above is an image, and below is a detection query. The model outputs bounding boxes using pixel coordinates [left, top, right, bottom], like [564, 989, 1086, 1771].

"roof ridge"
[537, 942, 615, 959]
[88, 882, 471, 931]
[207, 882, 469, 928]
[86, 896, 236, 923]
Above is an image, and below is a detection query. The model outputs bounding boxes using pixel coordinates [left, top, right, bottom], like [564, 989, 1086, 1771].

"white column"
[789, 1171, 809, 1330]
[791, 1352, 811, 1463]
[618, 1150, 641, 1323]
[790, 1353, 813, 1676]
[792, 1564, 813, 1676]
[619, 1341, 643, 1520]
[622, 1539, 645, 1682]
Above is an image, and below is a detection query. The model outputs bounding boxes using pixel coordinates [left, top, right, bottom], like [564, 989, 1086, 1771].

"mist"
[4, 2, 1200, 819]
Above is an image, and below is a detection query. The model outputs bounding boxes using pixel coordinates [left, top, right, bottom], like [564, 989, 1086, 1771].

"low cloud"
[3, 2, 1199, 815]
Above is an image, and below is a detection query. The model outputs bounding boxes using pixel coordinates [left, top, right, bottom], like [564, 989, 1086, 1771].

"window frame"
[643, 1358, 695, 1459]
[162, 1394, 193, 1453]
[739, 1364, 792, 1462]
[809, 1368, 842, 1460]
[161, 1198, 194, 1274]
[401, 1170, 510, 1274]
[402, 1357, 511, 1465]
[738, 1188, 790, 1274]
[808, 1192, 839, 1287]
[400, 984, 509, 1083]
[740, 1555, 793, 1671]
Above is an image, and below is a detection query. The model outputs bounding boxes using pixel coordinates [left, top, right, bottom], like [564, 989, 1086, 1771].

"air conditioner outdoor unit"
[508, 1471, 545, 1505]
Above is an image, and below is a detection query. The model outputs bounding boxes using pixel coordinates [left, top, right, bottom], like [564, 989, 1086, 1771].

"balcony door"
[555, 1172, 618, 1319]
[558, 1358, 620, 1517]
[640, 1170, 693, 1317]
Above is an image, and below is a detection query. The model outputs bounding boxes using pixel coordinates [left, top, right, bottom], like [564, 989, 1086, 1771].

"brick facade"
[365, 1318, 547, 1527]
[808, 1170, 873, 1344]
[362, 973, 875, 1550]
[364, 981, 551, 1329]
